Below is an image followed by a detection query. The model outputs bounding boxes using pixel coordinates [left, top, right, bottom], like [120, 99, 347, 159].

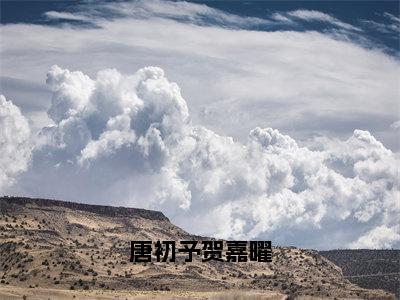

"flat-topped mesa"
[0, 196, 169, 221]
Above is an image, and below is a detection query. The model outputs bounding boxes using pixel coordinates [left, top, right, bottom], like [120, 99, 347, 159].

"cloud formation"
[95, 0, 271, 29]
[361, 12, 400, 35]
[44, 11, 91, 22]
[0, 95, 31, 191]
[277, 9, 361, 31]
[1, 0, 399, 249]
[6, 66, 399, 249]
[1, 1, 399, 152]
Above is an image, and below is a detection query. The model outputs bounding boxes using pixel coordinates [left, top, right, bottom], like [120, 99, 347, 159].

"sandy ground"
[0, 286, 287, 300]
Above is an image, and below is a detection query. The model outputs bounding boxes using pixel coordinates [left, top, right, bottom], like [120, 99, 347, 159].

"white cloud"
[0, 95, 31, 192]
[391, 120, 400, 129]
[6, 66, 399, 249]
[1, 1, 398, 152]
[79, 129, 136, 164]
[84, 0, 271, 29]
[271, 13, 293, 23]
[384, 12, 400, 26]
[350, 225, 400, 249]
[287, 9, 361, 32]
[43, 11, 91, 22]
[1, 0, 399, 249]
[360, 12, 400, 35]
[361, 20, 399, 35]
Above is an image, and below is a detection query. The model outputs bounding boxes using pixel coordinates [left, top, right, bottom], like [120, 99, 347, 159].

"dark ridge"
[0, 196, 169, 222]
[320, 249, 400, 298]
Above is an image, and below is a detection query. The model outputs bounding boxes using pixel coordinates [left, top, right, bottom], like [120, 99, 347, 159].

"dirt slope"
[0, 197, 394, 299]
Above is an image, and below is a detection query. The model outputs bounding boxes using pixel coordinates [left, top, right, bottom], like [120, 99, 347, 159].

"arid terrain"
[320, 250, 399, 298]
[0, 197, 395, 299]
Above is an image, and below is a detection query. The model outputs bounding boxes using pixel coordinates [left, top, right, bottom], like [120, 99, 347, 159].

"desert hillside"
[0, 196, 395, 299]
[320, 250, 399, 298]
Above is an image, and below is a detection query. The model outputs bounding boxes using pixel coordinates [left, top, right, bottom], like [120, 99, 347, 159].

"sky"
[0, 0, 399, 250]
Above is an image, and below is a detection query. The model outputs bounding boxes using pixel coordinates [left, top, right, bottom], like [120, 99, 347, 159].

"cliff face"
[0, 197, 394, 299]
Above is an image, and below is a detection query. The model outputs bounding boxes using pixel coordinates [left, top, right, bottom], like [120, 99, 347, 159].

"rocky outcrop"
[0, 196, 168, 221]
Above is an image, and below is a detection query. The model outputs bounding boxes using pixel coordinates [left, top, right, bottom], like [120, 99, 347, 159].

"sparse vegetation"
[0, 196, 395, 299]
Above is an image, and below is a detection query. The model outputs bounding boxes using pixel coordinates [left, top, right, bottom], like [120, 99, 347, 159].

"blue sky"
[0, 0, 399, 249]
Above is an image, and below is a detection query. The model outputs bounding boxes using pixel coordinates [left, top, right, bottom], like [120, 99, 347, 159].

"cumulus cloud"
[1, 0, 399, 249]
[0, 95, 31, 192]
[1, 0, 399, 152]
[9, 66, 399, 249]
[350, 225, 400, 249]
